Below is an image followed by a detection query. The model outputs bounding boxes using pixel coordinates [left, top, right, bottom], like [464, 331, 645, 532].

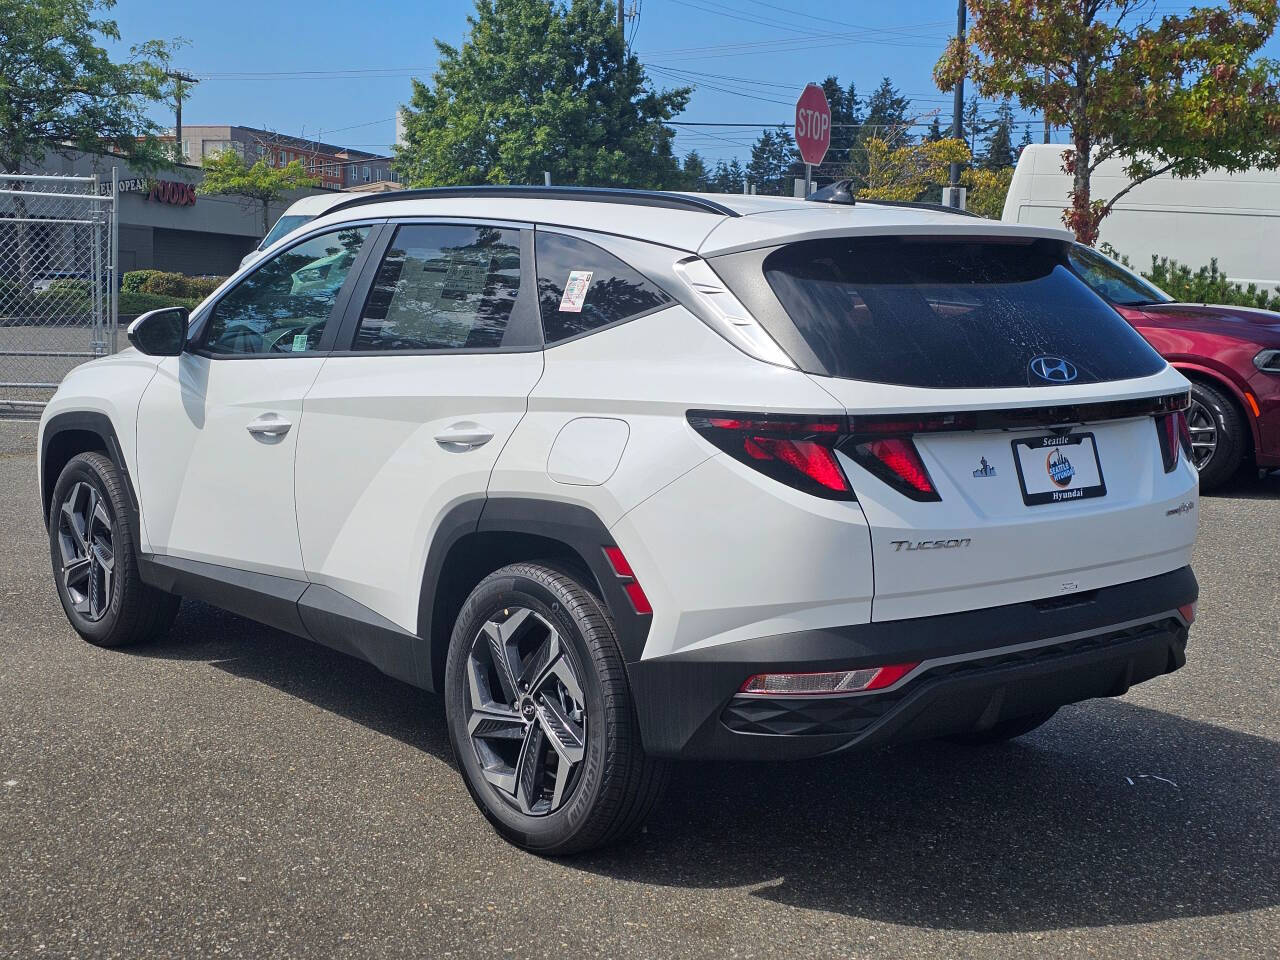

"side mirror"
[126, 307, 189, 357]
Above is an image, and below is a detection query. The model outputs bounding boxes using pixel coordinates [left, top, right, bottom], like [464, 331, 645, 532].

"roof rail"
[321, 185, 742, 219]
[807, 178, 981, 218]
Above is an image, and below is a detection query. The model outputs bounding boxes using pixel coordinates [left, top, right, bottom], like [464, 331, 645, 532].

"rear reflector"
[848, 437, 940, 502]
[740, 662, 920, 696]
[602, 545, 652, 615]
[1178, 602, 1197, 625]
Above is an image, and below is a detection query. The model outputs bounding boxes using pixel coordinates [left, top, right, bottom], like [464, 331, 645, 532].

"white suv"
[39, 186, 1200, 855]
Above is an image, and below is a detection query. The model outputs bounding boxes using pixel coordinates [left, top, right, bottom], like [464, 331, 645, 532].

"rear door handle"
[246, 414, 293, 438]
[434, 422, 494, 450]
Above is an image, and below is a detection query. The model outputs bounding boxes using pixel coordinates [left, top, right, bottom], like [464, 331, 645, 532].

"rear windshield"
[259, 214, 314, 251]
[761, 237, 1166, 388]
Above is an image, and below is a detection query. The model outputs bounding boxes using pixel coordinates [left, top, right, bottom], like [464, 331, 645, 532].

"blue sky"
[105, 0, 1277, 167]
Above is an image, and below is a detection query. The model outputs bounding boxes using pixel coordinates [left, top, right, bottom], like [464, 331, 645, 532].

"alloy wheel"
[1186, 398, 1218, 471]
[464, 607, 588, 816]
[56, 481, 115, 622]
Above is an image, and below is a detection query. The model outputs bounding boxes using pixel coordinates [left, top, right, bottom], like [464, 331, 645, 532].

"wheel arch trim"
[415, 496, 653, 693]
[1170, 361, 1261, 451]
[40, 411, 140, 538]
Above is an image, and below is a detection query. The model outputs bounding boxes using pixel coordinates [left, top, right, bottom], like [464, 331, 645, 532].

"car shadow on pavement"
[141, 601, 1279, 934]
[1205, 468, 1280, 499]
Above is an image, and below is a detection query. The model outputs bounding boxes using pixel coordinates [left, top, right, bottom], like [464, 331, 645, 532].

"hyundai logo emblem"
[1030, 355, 1078, 383]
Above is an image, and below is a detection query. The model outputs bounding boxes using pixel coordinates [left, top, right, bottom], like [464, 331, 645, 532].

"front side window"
[535, 232, 671, 344]
[1068, 244, 1172, 307]
[352, 224, 522, 352]
[760, 236, 1166, 388]
[205, 226, 370, 355]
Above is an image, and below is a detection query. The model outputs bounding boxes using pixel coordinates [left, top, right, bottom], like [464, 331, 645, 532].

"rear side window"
[761, 237, 1166, 388]
[535, 232, 671, 344]
[259, 214, 313, 251]
[1067, 243, 1171, 307]
[353, 224, 522, 351]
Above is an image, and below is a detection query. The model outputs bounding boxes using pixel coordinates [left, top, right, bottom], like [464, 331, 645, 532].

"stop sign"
[794, 83, 831, 166]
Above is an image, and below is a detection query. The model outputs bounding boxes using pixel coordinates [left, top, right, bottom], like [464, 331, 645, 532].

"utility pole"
[947, 0, 966, 208]
[166, 70, 199, 162]
[1043, 67, 1051, 143]
[617, 0, 624, 35]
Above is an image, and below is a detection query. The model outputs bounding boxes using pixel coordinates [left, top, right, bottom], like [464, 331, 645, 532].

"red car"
[1069, 244, 1280, 490]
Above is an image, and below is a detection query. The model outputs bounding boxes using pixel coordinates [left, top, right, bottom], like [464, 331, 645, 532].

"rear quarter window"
[760, 237, 1166, 388]
[535, 231, 671, 344]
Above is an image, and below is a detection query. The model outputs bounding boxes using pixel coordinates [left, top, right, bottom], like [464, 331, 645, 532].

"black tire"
[444, 561, 668, 856]
[1188, 380, 1247, 491]
[48, 452, 180, 648]
[945, 708, 1058, 746]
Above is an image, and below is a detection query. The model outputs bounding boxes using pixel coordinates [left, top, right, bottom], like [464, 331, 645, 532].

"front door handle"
[246, 414, 293, 438]
[434, 422, 494, 450]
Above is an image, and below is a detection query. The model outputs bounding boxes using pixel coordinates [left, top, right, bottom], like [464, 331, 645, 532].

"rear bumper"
[628, 566, 1196, 759]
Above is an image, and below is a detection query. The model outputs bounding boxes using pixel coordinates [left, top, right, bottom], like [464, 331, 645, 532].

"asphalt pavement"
[1, 420, 1277, 959]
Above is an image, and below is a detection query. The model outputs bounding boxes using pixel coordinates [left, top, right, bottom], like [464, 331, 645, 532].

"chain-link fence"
[0, 171, 117, 415]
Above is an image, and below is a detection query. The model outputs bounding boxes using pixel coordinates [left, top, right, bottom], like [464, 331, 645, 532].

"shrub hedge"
[120, 269, 227, 302]
[1099, 244, 1280, 312]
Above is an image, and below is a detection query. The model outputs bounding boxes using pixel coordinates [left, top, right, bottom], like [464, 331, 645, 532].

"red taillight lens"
[848, 437, 940, 502]
[1155, 411, 1187, 472]
[1178, 602, 1197, 625]
[687, 411, 855, 500]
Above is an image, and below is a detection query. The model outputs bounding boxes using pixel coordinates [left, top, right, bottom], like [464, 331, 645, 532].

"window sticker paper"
[559, 271, 594, 313]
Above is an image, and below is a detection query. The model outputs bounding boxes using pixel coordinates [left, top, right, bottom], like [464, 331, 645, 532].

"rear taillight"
[847, 437, 940, 502]
[1156, 409, 1190, 472]
[686, 411, 854, 500]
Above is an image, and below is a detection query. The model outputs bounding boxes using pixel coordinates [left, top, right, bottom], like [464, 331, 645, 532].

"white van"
[1003, 144, 1280, 289]
[239, 192, 354, 270]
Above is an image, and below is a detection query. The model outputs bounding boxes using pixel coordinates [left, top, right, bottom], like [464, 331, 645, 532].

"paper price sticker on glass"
[559, 271, 594, 313]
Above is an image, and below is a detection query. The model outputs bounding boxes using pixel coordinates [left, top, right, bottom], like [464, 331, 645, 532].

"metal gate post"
[109, 167, 119, 354]
[91, 172, 104, 357]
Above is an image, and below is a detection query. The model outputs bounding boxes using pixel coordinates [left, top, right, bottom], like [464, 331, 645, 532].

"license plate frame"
[1010, 432, 1107, 506]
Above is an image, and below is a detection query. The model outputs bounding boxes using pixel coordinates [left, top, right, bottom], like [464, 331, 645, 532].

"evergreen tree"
[981, 99, 1017, 169]
[708, 157, 746, 193]
[1018, 122, 1034, 156]
[926, 115, 944, 143]
[820, 76, 861, 180]
[747, 126, 799, 195]
[863, 77, 911, 140]
[680, 150, 710, 190]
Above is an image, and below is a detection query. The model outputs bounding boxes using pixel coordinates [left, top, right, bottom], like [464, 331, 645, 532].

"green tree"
[708, 158, 745, 193]
[680, 150, 710, 190]
[747, 126, 799, 195]
[1018, 122, 1034, 156]
[0, 0, 180, 175]
[395, 0, 689, 189]
[196, 149, 318, 235]
[857, 137, 970, 201]
[981, 98, 1017, 169]
[925, 115, 944, 143]
[821, 76, 861, 180]
[937, 0, 1280, 244]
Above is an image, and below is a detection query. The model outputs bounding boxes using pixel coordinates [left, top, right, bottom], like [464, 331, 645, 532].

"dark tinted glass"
[536, 232, 671, 344]
[354, 224, 521, 351]
[206, 226, 369, 354]
[762, 237, 1166, 388]
[1068, 243, 1171, 307]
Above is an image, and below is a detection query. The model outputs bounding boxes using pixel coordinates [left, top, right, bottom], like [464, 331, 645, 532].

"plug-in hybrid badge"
[1030, 355, 1078, 382]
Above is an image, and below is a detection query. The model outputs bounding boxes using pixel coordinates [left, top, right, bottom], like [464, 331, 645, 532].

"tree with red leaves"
[936, 1, 1280, 245]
